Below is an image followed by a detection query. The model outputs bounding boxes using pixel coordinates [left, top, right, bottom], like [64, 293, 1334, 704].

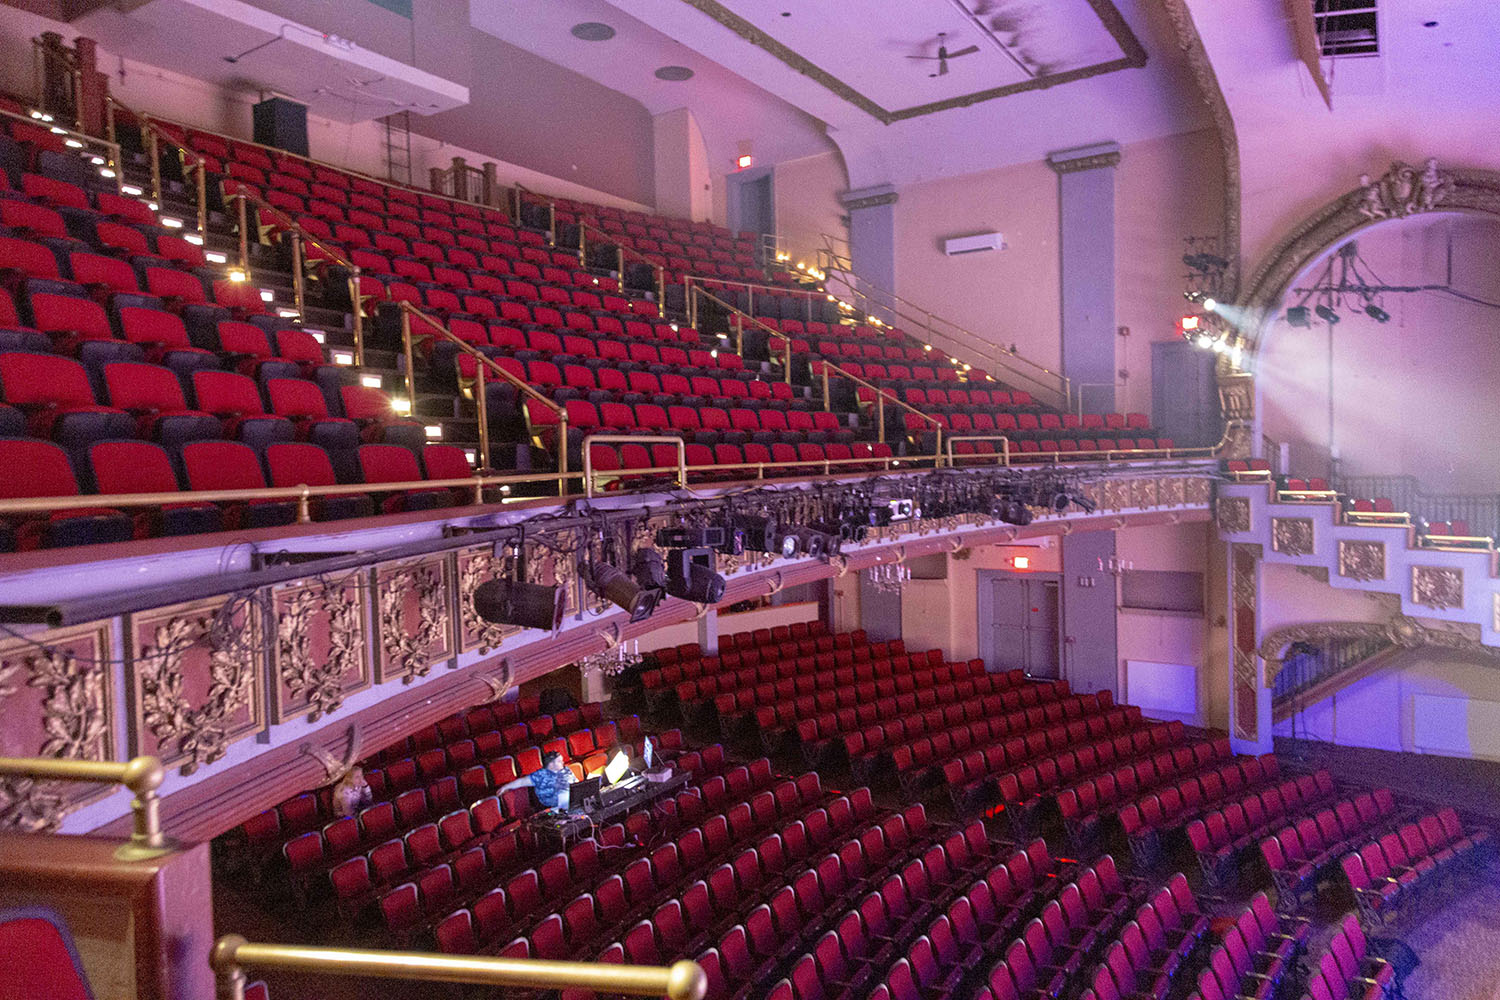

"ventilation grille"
[1315, 0, 1379, 57]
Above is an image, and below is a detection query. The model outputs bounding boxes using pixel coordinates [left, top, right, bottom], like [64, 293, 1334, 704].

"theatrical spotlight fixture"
[631, 548, 667, 589]
[1285, 306, 1311, 328]
[656, 526, 726, 549]
[1364, 303, 1390, 323]
[1183, 290, 1205, 304]
[473, 577, 565, 632]
[991, 495, 1034, 526]
[734, 513, 798, 558]
[796, 526, 843, 559]
[580, 558, 662, 623]
[666, 548, 727, 604]
[1203, 298, 1218, 312]
[1314, 304, 1339, 324]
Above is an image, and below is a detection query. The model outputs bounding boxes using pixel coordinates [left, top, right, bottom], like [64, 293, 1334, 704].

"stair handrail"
[0, 105, 122, 198]
[689, 285, 942, 450]
[513, 181, 557, 243]
[682, 274, 840, 332]
[396, 300, 569, 494]
[815, 233, 1074, 411]
[220, 186, 366, 366]
[0, 754, 168, 860]
[577, 218, 667, 303]
[210, 936, 706, 1000]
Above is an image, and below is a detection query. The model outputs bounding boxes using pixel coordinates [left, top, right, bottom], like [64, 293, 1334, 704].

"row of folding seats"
[455, 773, 848, 961]
[1258, 788, 1404, 909]
[367, 275, 660, 325]
[531, 400, 848, 450]
[372, 699, 611, 764]
[645, 626, 863, 680]
[451, 353, 762, 401]
[798, 678, 1080, 775]
[1184, 896, 1307, 1000]
[991, 723, 1195, 839]
[1338, 806, 1491, 927]
[682, 646, 968, 707]
[1179, 771, 1350, 886]
[589, 440, 896, 489]
[1056, 736, 1234, 849]
[1284, 914, 1395, 1000]
[1118, 752, 1284, 867]
[900, 385, 1037, 409]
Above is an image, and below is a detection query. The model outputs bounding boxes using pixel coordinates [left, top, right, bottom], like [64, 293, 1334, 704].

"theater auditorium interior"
[0, 0, 1497, 998]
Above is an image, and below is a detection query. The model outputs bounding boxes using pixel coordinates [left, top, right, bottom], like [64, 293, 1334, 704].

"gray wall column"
[697, 605, 719, 656]
[1047, 143, 1120, 415]
[839, 184, 898, 321]
[1061, 531, 1119, 697]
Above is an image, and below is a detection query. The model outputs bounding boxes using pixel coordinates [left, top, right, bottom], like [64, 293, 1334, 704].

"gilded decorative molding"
[1101, 479, 1131, 511]
[131, 601, 262, 775]
[672, 0, 1145, 124]
[1494, 592, 1500, 634]
[1259, 614, 1500, 687]
[1217, 496, 1252, 534]
[1048, 151, 1122, 174]
[457, 547, 521, 654]
[376, 559, 452, 685]
[1272, 517, 1315, 556]
[1160, 477, 1187, 507]
[1129, 478, 1159, 510]
[1338, 540, 1386, 582]
[1239, 164, 1500, 355]
[0, 625, 113, 832]
[1412, 565, 1464, 610]
[1159, 0, 1241, 300]
[1231, 543, 1262, 741]
[273, 579, 368, 723]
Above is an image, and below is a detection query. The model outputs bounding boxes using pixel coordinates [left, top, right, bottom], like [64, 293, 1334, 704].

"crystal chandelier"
[867, 561, 911, 594]
[579, 639, 639, 677]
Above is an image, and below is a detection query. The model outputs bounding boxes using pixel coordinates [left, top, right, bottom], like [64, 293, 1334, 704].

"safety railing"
[815, 233, 1074, 412]
[513, 182, 558, 244]
[396, 301, 570, 493]
[688, 285, 793, 385]
[1, 105, 122, 197]
[106, 96, 209, 234]
[945, 435, 1014, 467]
[210, 937, 706, 1000]
[943, 435, 1218, 467]
[223, 187, 366, 364]
[0, 754, 168, 860]
[815, 358, 942, 449]
[683, 275, 835, 332]
[578, 218, 667, 304]
[583, 434, 915, 498]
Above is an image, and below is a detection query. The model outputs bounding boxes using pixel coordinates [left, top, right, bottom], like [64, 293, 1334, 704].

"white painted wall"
[653, 108, 712, 222]
[1115, 522, 1214, 724]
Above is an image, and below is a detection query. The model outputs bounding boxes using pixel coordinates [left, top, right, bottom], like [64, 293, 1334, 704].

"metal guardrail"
[577, 218, 666, 303]
[0, 105, 122, 197]
[210, 937, 706, 1000]
[0, 754, 168, 860]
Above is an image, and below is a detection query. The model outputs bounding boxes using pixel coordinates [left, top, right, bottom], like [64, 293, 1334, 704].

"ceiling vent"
[1314, 0, 1379, 57]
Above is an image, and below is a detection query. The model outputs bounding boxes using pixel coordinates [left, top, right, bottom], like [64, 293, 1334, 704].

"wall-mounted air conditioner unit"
[943, 232, 1007, 256]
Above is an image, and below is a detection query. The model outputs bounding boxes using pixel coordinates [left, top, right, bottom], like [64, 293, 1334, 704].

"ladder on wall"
[383, 111, 413, 187]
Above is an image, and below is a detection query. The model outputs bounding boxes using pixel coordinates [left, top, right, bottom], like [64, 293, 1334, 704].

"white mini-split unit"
[943, 232, 1007, 256]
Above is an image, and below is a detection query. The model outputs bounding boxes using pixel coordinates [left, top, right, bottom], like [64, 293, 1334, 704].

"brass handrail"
[688, 285, 794, 386]
[210, 937, 706, 1000]
[577, 218, 667, 304]
[0, 754, 168, 860]
[682, 274, 835, 332]
[105, 96, 208, 233]
[815, 233, 1074, 410]
[583, 434, 686, 497]
[222, 187, 365, 366]
[110, 106, 510, 223]
[396, 301, 569, 494]
[513, 182, 557, 243]
[0, 105, 122, 197]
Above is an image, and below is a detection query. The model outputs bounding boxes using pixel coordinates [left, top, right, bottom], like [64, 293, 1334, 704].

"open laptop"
[567, 775, 602, 812]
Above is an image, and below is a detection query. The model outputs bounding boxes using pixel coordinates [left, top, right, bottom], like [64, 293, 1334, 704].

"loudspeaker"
[253, 97, 309, 158]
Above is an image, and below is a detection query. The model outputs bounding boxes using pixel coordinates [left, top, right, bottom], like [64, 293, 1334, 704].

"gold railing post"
[655, 265, 665, 306]
[821, 365, 830, 412]
[547, 201, 557, 245]
[296, 488, 312, 524]
[935, 426, 943, 468]
[584, 438, 596, 499]
[747, 285, 754, 319]
[349, 265, 365, 366]
[676, 439, 687, 489]
[235, 194, 250, 273]
[783, 337, 793, 386]
[616, 246, 625, 283]
[474, 361, 491, 473]
[577, 225, 587, 267]
[146, 121, 161, 204]
[105, 94, 115, 143]
[0, 754, 167, 859]
[194, 158, 208, 235]
[400, 306, 417, 406]
[734, 313, 743, 357]
[877, 394, 885, 444]
[686, 282, 697, 331]
[289, 231, 306, 320]
[556, 412, 569, 497]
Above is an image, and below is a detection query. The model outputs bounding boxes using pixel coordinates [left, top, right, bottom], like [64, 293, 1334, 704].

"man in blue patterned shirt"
[500, 750, 572, 808]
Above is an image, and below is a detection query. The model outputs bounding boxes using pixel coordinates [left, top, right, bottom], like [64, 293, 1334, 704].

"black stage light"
[1071, 494, 1097, 514]
[473, 578, 565, 631]
[631, 549, 667, 589]
[1285, 306, 1311, 327]
[1049, 492, 1071, 513]
[1314, 304, 1339, 324]
[993, 497, 1033, 526]
[580, 561, 661, 623]
[656, 526, 726, 549]
[735, 514, 798, 557]
[667, 547, 727, 604]
[796, 527, 842, 558]
[1364, 304, 1390, 323]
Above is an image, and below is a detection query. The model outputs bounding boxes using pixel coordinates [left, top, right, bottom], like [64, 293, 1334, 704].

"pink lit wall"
[772, 150, 849, 262]
[1115, 522, 1216, 725]
[1258, 214, 1500, 492]
[654, 108, 712, 222]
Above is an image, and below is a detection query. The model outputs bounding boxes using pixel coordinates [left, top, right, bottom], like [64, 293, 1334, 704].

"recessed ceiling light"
[571, 22, 616, 41]
[655, 65, 694, 81]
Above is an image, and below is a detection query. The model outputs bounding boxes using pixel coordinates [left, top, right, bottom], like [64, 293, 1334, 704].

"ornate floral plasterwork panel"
[128, 598, 262, 775]
[1184, 478, 1212, 505]
[1231, 543, 1262, 741]
[1217, 496, 1252, 534]
[1271, 517, 1315, 556]
[376, 557, 454, 684]
[1129, 478, 1159, 510]
[1411, 566, 1464, 611]
[457, 546, 523, 655]
[0, 624, 113, 832]
[1159, 477, 1187, 507]
[271, 577, 369, 723]
[1338, 540, 1386, 582]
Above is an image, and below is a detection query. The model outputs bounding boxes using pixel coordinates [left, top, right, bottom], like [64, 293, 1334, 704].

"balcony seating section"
[1337, 805, 1491, 928]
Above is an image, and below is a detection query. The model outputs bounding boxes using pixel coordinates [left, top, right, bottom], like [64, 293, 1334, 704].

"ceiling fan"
[907, 32, 980, 77]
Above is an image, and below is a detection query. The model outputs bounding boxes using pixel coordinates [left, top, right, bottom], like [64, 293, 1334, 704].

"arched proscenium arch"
[1236, 162, 1500, 363]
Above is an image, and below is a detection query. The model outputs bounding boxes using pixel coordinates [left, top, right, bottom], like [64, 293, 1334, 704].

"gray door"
[858, 570, 903, 642]
[983, 576, 1061, 678]
[738, 174, 774, 238]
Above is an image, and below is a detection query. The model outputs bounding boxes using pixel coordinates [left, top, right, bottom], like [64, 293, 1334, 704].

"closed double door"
[981, 575, 1061, 678]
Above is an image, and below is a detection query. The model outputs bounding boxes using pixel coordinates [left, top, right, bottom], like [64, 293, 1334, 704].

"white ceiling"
[73, 0, 467, 123]
[467, 0, 837, 174]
